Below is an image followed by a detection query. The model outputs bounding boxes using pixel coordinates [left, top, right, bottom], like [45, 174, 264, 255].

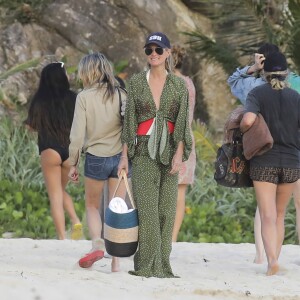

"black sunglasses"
[144, 47, 164, 56]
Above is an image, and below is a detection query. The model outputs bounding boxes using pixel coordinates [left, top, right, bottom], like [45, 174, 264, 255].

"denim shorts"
[84, 152, 131, 180]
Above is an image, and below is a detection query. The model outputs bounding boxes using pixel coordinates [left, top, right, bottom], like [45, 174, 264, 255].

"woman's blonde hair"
[264, 71, 289, 90]
[77, 52, 117, 102]
[171, 44, 186, 70]
[165, 50, 174, 73]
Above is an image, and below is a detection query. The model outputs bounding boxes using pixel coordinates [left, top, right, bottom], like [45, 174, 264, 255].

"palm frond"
[183, 31, 240, 73]
[0, 58, 41, 80]
[183, 0, 300, 72]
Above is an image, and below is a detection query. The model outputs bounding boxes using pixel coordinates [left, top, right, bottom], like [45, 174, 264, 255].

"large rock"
[0, 0, 235, 132]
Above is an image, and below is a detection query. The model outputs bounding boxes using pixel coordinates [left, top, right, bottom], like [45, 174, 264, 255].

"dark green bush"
[179, 159, 256, 243]
[0, 180, 54, 238]
[0, 179, 85, 239]
[179, 200, 253, 243]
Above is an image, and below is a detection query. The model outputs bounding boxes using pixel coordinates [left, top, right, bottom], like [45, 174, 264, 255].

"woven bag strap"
[112, 169, 135, 209]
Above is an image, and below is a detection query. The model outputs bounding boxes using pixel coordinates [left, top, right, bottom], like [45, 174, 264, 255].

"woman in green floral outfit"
[118, 32, 192, 278]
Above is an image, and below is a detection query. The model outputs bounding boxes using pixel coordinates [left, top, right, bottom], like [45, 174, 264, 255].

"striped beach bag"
[104, 170, 138, 257]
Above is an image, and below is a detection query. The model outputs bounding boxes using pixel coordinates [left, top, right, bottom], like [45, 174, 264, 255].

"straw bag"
[104, 170, 138, 257]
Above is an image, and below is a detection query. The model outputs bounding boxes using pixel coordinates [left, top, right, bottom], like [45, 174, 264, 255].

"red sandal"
[78, 250, 104, 268]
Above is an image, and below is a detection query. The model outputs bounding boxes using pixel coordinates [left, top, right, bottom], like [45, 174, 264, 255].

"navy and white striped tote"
[104, 170, 138, 257]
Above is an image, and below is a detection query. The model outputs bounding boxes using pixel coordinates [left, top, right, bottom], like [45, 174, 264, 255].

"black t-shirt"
[245, 83, 300, 168]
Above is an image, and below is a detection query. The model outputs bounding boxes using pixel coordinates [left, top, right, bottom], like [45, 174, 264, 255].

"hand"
[170, 153, 182, 175]
[68, 166, 79, 183]
[118, 156, 129, 177]
[253, 53, 265, 71]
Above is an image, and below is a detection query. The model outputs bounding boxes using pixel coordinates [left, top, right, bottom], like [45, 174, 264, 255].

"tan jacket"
[223, 105, 273, 160]
[242, 113, 273, 160]
[69, 84, 126, 166]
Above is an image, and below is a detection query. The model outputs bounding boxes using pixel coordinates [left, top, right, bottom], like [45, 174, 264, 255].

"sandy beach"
[1, 238, 300, 300]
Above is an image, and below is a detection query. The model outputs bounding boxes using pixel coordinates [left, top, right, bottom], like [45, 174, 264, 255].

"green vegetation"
[0, 117, 42, 189]
[0, 58, 41, 81]
[0, 180, 55, 238]
[0, 117, 297, 243]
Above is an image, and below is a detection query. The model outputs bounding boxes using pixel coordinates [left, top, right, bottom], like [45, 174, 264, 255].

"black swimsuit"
[38, 133, 69, 163]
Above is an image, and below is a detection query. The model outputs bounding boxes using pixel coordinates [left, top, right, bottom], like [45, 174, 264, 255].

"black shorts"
[250, 166, 300, 184]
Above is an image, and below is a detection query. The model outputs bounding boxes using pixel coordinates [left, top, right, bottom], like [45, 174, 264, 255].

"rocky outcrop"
[0, 0, 236, 132]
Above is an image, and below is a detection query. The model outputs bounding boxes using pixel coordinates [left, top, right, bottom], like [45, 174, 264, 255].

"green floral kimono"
[122, 71, 192, 278]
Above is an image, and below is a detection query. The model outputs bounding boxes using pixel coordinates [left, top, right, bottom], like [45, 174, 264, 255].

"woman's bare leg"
[85, 177, 105, 242]
[41, 149, 65, 239]
[78, 177, 105, 268]
[253, 181, 279, 275]
[253, 206, 265, 264]
[275, 182, 295, 258]
[172, 184, 187, 242]
[292, 179, 300, 243]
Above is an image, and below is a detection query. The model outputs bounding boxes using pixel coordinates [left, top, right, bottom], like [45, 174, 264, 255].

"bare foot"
[111, 257, 120, 272]
[266, 261, 279, 276]
[253, 255, 264, 264]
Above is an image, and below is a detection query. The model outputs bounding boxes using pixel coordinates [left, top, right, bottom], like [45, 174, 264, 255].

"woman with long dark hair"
[26, 62, 82, 240]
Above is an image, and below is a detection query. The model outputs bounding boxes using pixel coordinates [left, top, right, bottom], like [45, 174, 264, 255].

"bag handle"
[112, 169, 135, 209]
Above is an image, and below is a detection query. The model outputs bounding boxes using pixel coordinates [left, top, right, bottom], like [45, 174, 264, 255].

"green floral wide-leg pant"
[129, 155, 178, 278]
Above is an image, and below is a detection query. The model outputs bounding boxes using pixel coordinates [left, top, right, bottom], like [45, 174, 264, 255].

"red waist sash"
[137, 118, 175, 135]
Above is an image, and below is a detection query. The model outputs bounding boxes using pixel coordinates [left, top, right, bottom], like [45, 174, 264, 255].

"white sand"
[1, 238, 300, 300]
